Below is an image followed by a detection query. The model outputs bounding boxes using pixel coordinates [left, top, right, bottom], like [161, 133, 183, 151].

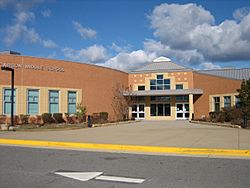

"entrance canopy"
[123, 89, 203, 96]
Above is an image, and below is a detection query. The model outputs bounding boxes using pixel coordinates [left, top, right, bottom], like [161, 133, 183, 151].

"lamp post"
[1, 66, 15, 130]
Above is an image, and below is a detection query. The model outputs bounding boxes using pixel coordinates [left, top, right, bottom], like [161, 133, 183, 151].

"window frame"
[150, 103, 171, 116]
[49, 90, 59, 114]
[27, 89, 39, 115]
[68, 91, 77, 114]
[224, 96, 231, 109]
[213, 97, 220, 112]
[176, 84, 183, 90]
[235, 96, 240, 108]
[3, 88, 16, 115]
[176, 95, 189, 102]
[138, 85, 145, 91]
[150, 74, 171, 91]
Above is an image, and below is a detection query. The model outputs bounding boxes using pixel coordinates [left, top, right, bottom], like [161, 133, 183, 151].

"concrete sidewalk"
[0, 121, 250, 150]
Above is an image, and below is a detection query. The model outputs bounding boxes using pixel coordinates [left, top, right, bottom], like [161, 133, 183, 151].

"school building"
[0, 52, 249, 121]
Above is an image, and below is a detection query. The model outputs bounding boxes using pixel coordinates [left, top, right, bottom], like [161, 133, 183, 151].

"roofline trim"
[193, 71, 245, 81]
[130, 68, 193, 74]
[123, 89, 203, 96]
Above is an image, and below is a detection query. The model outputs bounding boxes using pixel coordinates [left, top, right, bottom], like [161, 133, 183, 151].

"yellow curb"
[0, 138, 249, 157]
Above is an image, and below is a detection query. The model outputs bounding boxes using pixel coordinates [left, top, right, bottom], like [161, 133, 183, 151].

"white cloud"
[42, 39, 57, 48]
[26, 27, 40, 43]
[62, 47, 77, 60]
[111, 42, 132, 53]
[80, 45, 107, 62]
[148, 3, 250, 64]
[199, 62, 221, 70]
[62, 44, 108, 63]
[144, 39, 205, 65]
[4, 11, 35, 46]
[47, 52, 57, 59]
[73, 21, 97, 39]
[0, 0, 43, 10]
[149, 3, 214, 49]
[41, 9, 51, 17]
[233, 7, 250, 21]
[98, 50, 156, 71]
[62, 45, 156, 71]
[0, 0, 11, 8]
[3, 8, 57, 48]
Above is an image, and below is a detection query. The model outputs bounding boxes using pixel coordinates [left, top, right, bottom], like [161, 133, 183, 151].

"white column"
[189, 94, 194, 121]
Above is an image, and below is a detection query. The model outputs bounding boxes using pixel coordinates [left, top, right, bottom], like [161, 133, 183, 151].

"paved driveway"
[1, 121, 250, 150]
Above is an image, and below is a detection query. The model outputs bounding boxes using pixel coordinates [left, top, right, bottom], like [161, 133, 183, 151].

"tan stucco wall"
[128, 72, 193, 120]
[209, 93, 238, 112]
[129, 71, 193, 91]
[0, 85, 82, 115]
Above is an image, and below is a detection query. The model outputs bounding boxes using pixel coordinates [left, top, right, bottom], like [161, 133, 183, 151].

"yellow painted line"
[0, 138, 249, 157]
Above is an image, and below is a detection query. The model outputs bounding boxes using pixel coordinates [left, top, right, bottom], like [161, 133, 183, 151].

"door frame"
[176, 103, 189, 120]
[131, 103, 145, 120]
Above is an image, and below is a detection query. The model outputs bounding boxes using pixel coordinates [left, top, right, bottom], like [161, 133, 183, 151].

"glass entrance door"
[132, 104, 145, 120]
[176, 103, 189, 119]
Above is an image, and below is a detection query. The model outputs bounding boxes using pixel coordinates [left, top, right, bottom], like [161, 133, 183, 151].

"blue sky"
[0, 0, 250, 71]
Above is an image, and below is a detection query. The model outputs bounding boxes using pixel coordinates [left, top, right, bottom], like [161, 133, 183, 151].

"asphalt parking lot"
[1, 120, 250, 150]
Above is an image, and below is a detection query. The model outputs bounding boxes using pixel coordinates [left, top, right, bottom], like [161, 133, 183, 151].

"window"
[176, 95, 189, 101]
[150, 96, 170, 102]
[3, 88, 16, 115]
[176, 84, 183, 90]
[68, 91, 77, 114]
[150, 103, 171, 116]
[235, 96, 240, 108]
[214, 97, 220, 112]
[27, 89, 39, 115]
[131, 96, 145, 102]
[157, 75, 163, 79]
[224, 96, 231, 108]
[158, 104, 164, 116]
[150, 75, 170, 90]
[138, 86, 145, 91]
[131, 104, 145, 119]
[150, 104, 157, 116]
[49, 90, 59, 113]
[150, 80, 156, 90]
[164, 104, 171, 116]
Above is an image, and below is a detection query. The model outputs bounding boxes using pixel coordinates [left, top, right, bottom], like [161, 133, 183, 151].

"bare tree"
[112, 83, 132, 121]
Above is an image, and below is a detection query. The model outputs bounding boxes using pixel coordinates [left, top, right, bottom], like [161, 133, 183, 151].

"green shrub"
[53, 113, 65, 123]
[41, 113, 54, 124]
[75, 103, 87, 117]
[209, 107, 246, 125]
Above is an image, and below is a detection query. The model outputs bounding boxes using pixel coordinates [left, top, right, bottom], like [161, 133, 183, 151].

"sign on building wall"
[0, 62, 65, 72]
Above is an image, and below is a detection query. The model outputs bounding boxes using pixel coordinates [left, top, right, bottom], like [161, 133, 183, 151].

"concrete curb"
[0, 138, 249, 158]
[92, 120, 141, 128]
[190, 120, 242, 129]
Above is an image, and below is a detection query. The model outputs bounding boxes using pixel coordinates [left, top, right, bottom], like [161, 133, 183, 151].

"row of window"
[2, 88, 77, 115]
[131, 95, 189, 103]
[131, 103, 171, 118]
[150, 103, 171, 116]
[137, 74, 184, 91]
[138, 84, 183, 91]
[213, 95, 240, 112]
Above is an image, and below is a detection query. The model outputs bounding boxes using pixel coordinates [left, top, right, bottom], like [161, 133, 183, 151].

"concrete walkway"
[0, 121, 250, 150]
